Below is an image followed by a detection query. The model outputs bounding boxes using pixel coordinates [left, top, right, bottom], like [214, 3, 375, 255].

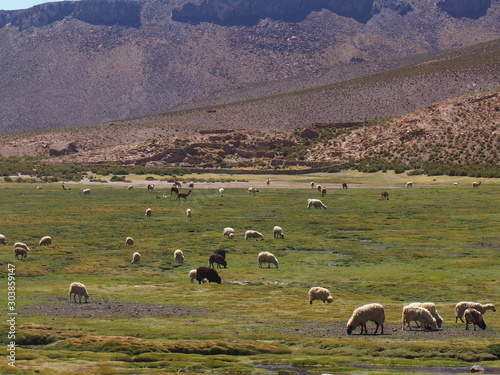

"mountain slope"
[0, 0, 499, 134]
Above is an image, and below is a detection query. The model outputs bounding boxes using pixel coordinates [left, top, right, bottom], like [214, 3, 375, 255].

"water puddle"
[364, 246, 386, 250]
[349, 364, 500, 374]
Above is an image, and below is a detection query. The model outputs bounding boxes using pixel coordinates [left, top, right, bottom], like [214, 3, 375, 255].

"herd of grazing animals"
[5, 179, 493, 335]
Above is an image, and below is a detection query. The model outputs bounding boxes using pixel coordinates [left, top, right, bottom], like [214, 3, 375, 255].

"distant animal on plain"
[472, 181, 481, 189]
[342, 183, 348, 189]
[381, 191, 389, 200]
[176, 190, 192, 201]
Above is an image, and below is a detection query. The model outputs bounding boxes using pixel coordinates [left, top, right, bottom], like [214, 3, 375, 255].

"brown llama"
[176, 190, 192, 201]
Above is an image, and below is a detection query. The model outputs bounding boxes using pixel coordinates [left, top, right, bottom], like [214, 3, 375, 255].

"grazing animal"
[258, 251, 278, 268]
[401, 305, 438, 331]
[321, 187, 327, 197]
[147, 184, 155, 191]
[273, 226, 284, 239]
[0, 234, 6, 245]
[62, 184, 71, 190]
[308, 287, 333, 304]
[248, 187, 259, 195]
[219, 187, 224, 197]
[127, 186, 134, 190]
[406, 182, 413, 188]
[347, 303, 385, 335]
[381, 191, 389, 200]
[125, 237, 134, 246]
[188, 182, 194, 189]
[82, 188, 91, 196]
[245, 230, 264, 240]
[14, 242, 30, 251]
[307, 198, 327, 209]
[196, 266, 221, 284]
[317, 185, 322, 192]
[406, 302, 443, 328]
[176, 190, 192, 201]
[342, 183, 348, 189]
[174, 181, 182, 188]
[186, 208, 192, 218]
[39, 236, 52, 246]
[310, 182, 315, 189]
[171, 186, 179, 195]
[472, 181, 481, 189]
[455, 302, 496, 323]
[453, 182, 458, 187]
[131, 252, 141, 264]
[266, 178, 270, 185]
[209, 253, 227, 268]
[188, 269, 197, 283]
[223, 227, 235, 238]
[213, 248, 227, 259]
[36, 185, 43, 189]
[145, 208, 152, 217]
[464, 308, 487, 330]
[174, 249, 185, 263]
[14, 247, 28, 260]
[68, 282, 89, 303]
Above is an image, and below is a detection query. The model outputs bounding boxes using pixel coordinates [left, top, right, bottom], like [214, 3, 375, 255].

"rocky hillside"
[0, 0, 499, 134]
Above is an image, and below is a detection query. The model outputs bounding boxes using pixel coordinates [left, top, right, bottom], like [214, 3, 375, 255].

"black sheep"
[196, 266, 221, 284]
[208, 253, 227, 268]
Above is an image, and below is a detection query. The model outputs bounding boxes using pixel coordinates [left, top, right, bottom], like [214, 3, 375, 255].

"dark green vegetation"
[0, 177, 499, 374]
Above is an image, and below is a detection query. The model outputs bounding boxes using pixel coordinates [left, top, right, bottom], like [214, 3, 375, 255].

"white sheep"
[219, 187, 224, 197]
[127, 185, 134, 190]
[464, 308, 487, 330]
[455, 302, 496, 323]
[0, 234, 6, 245]
[453, 182, 458, 187]
[401, 305, 438, 331]
[273, 226, 284, 239]
[245, 230, 264, 240]
[131, 251, 141, 264]
[307, 198, 327, 209]
[82, 188, 91, 195]
[346, 303, 385, 335]
[125, 236, 134, 246]
[308, 287, 333, 304]
[39, 236, 52, 246]
[188, 269, 197, 283]
[258, 251, 278, 268]
[68, 282, 89, 303]
[223, 227, 235, 238]
[14, 242, 30, 251]
[407, 302, 443, 328]
[174, 249, 184, 263]
[248, 187, 259, 195]
[406, 181, 413, 188]
[145, 208, 152, 217]
[186, 208, 192, 218]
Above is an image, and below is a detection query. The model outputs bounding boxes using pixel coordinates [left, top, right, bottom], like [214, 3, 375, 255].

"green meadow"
[0, 172, 499, 374]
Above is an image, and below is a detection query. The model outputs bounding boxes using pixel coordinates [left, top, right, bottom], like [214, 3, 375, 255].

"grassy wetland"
[1, 172, 499, 374]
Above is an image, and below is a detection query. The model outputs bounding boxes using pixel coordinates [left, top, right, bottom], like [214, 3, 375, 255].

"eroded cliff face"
[0, 0, 143, 31]
[436, 0, 492, 19]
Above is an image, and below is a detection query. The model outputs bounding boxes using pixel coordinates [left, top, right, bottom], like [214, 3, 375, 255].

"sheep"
[455, 302, 496, 323]
[125, 236, 134, 246]
[188, 269, 197, 283]
[213, 248, 227, 259]
[145, 208, 152, 217]
[401, 305, 438, 331]
[186, 208, 192, 218]
[248, 187, 259, 195]
[464, 308, 487, 330]
[174, 249, 184, 263]
[13, 247, 28, 260]
[407, 302, 443, 328]
[36, 185, 43, 189]
[0, 234, 6, 245]
[346, 303, 385, 335]
[308, 287, 333, 305]
[310, 182, 315, 189]
[68, 282, 89, 303]
[273, 226, 284, 239]
[258, 251, 278, 268]
[453, 182, 458, 187]
[406, 181, 413, 188]
[127, 185, 134, 190]
[307, 198, 327, 209]
[196, 266, 221, 284]
[381, 191, 389, 200]
[245, 230, 264, 240]
[219, 187, 224, 197]
[82, 188, 91, 196]
[223, 227, 235, 238]
[131, 251, 141, 264]
[317, 185, 322, 192]
[209, 253, 227, 268]
[472, 181, 481, 189]
[39, 236, 52, 246]
[228, 233, 235, 239]
[14, 242, 30, 251]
